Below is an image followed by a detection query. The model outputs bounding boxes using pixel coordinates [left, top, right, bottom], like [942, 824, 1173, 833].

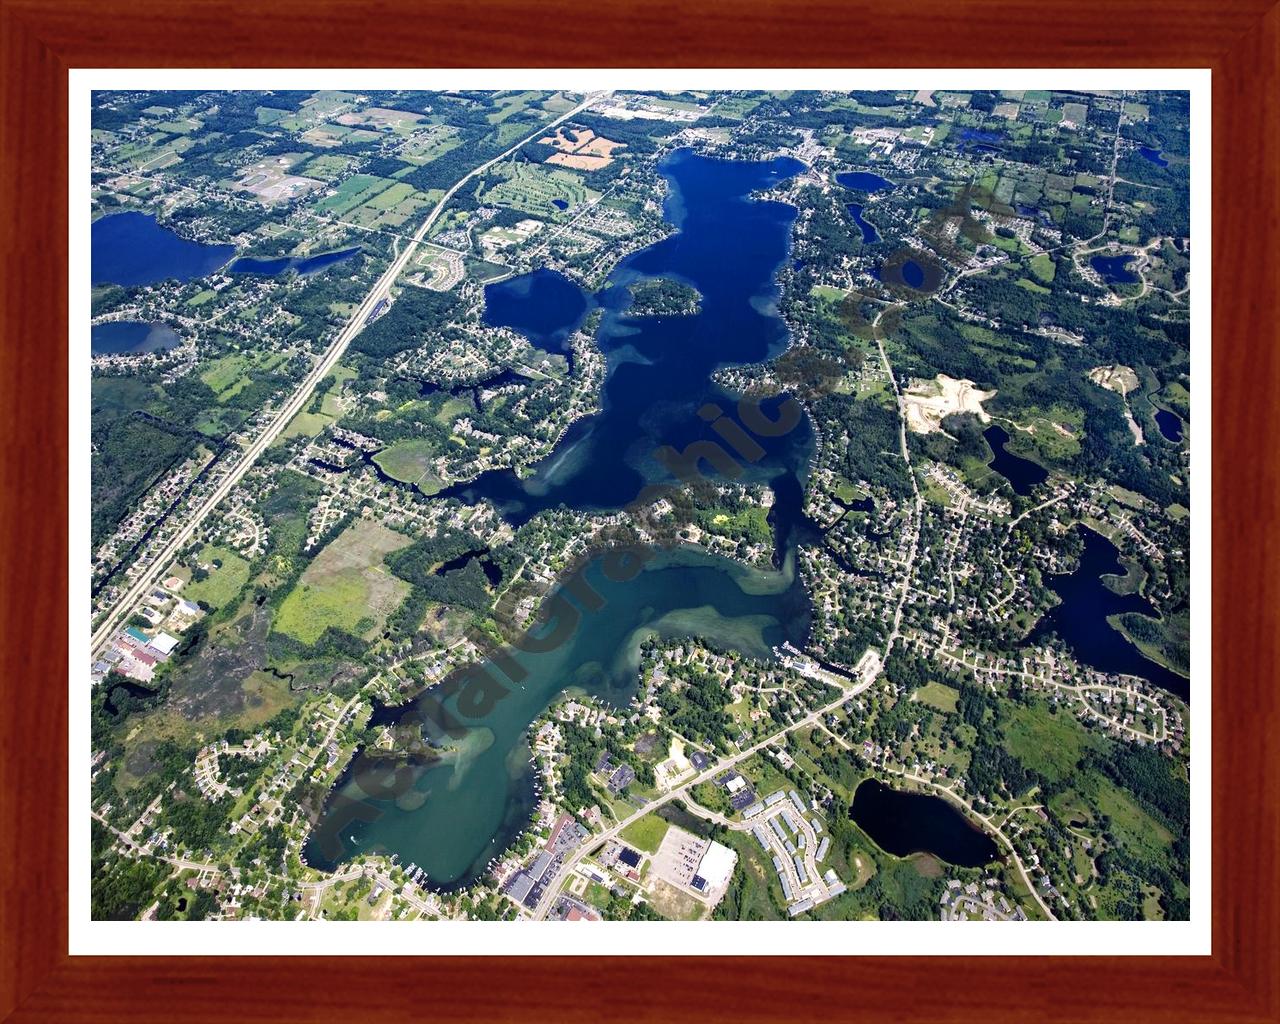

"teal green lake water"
[306, 150, 817, 887]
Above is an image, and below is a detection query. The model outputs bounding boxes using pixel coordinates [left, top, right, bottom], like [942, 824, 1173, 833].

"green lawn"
[372, 440, 444, 494]
[915, 680, 959, 713]
[199, 354, 249, 398]
[713, 830, 786, 921]
[313, 174, 396, 216]
[1028, 252, 1056, 283]
[619, 813, 671, 854]
[482, 162, 596, 215]
[184, 545, 250, 609]
[199, 351, 287, 403]
[810, 284, 848, 303]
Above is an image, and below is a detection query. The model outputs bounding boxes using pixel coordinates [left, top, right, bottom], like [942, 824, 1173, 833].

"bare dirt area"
[647, 877, 707, 921]
[540, 125, 625, 171]
[902, 374, 997, 434]
[1086, 364, 1140, 396]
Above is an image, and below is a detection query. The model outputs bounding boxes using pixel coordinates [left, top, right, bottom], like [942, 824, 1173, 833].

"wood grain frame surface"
[1, 2, 1275, 1020]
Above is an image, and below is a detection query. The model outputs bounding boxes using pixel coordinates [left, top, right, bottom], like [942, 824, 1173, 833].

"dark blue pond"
[92, 212, 235, 287]
[837, 171, 894, 193]
[846, 203, 879, 244]
[901, 260, 925, 289]
[551, 198, 569, 211]
[1016, 204, 1055, 228]
[851, 780, 1000, 867]
[1154, 408, 1183, 443]
[1091, 254, 1140, 285]
[229, 246, 362, 277]
[482, 267, 594, 356]
[983, 424, 1048, 496]
[1138, 146, 1169, 167]
[1031, 526, 1189, 701]
[957, 127, 1005, 153]
[91, 321, 181, 357]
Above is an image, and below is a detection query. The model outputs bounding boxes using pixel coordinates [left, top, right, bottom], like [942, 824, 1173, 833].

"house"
[607, 764, 636, 794]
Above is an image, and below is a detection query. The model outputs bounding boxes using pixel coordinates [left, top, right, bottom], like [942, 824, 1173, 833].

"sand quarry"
[902, 374, 997, 434]
[1086, 364, 1140, 396]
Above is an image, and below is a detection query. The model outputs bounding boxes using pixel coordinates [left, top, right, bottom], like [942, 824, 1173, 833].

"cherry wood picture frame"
[2, 1, 1276, 1020]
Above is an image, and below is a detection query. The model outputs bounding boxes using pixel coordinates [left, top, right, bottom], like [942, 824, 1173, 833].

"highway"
[90, 92, 608, 659]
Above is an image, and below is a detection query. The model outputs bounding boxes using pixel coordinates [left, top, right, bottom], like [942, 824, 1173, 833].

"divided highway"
[90, 93, 608, 658]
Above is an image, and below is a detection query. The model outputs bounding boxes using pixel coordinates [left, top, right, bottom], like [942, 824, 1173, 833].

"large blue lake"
[1154, 408, 1183, 443]
[308, 150, 819, 887]
[1138, 146, 1169, 167]
[440, 150, 813, 529]
[482, 267, 594, 357]
[92, 211, 235, 287]
[851, 779, 1000, 867]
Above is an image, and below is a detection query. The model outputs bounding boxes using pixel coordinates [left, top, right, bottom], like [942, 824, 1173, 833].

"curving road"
[90, 92, 609, 659]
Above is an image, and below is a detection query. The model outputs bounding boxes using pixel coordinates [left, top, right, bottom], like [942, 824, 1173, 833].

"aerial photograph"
[88, 86, 1191, 925]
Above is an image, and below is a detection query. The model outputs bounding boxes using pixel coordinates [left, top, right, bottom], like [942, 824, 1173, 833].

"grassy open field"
[371, 439, 444, 494]
[273, 519, 412, 645]
[199, 351, 287, 403]
[914, 680, 960, 713]
[1004, 699, 1107, 784]
[274, 365, 355, 443]
[342, 182, 436, 229]
[399, 124, 462, 164]
[619, 813, 671, 854]
[1028, 252, 1057, 283]
[183, 545, 251, 609]
[714, 830, 787, 920]
[313, 174, 397, 216]
[810, 284, 848, 303]
[299, 153, 355, 181]
[487, 90, 543, 124]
